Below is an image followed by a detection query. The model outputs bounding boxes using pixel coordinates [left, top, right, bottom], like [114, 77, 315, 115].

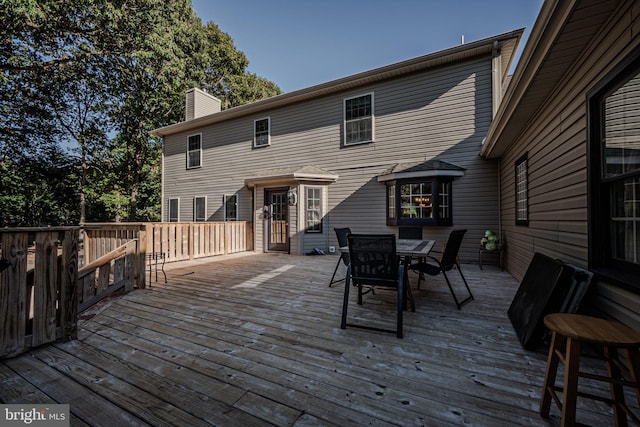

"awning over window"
[245, 165, 338, 188]
[377, 159, 466, 182]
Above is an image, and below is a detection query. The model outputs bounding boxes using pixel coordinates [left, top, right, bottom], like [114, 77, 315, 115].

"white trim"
[186, 133, 202, 169]
[224, 194, 238, 221]
[168, 197, 180, 222]
[343, 92, 375, 146]
[304, 186, 323, 233]
[194, 196, 207, 222]
[253, 117, 271, 148]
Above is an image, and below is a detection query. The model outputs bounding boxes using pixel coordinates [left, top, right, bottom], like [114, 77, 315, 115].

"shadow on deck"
[0, 253, 632, 426]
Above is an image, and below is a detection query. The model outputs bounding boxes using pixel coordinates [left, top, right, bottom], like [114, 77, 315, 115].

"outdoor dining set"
[329, 227, 474, 339]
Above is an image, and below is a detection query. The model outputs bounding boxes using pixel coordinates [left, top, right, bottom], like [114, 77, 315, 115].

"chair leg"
[396, 267, 405, 338]
[442, 265, 474, 309]
[329, 257, 343, 287]
[340, 269, 352, 329]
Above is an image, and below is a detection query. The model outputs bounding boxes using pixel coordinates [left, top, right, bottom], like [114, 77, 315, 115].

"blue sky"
[191, 1, 544, 93]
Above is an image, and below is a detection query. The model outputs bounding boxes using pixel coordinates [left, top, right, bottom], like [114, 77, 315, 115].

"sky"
[191, 1, 544, 94]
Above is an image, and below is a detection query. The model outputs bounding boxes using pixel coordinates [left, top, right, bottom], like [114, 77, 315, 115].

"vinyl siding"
[497, 1, 640, 327]
[163, 55, 501, 259]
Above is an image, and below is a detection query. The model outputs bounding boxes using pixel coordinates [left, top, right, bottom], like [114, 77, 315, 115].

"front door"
[265, 189, 289, 252]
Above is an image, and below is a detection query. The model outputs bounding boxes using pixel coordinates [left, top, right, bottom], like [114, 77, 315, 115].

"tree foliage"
[0, 0, 282, 225]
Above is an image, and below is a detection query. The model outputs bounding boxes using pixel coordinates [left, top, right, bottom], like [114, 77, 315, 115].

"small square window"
[187, 134, 202, 168]
[254, 117, 271, 147]
[224, 194, 238, 221]
[515, 153, 529, 226]
[168, 198, 179, 222]
[194, 196, 206, 222]
[344, 93, 374, 145]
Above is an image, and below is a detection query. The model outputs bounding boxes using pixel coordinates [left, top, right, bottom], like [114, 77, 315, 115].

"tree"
[1, 0, 283, 225]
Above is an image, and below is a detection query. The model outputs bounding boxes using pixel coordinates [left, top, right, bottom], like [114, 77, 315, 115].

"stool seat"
[545, 313, 640, 347]
[540, 313, 640, 426]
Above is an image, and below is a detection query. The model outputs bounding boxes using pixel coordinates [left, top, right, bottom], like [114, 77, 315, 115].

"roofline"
[151, 29, 524, 138]
[481, 0, 572, 158]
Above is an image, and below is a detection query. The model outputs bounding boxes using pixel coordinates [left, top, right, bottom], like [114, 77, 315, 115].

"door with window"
[265, 189, 289, 252]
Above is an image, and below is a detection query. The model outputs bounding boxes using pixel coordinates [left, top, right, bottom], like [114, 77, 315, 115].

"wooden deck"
[0, 253, 635, 426]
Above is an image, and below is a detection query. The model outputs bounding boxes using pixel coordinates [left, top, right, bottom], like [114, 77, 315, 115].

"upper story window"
[168, 198, 179, 222]
[305, 187, 322, 233]
[194, 196, 206, 222]
[254, 117, 271, 148]
[515, 153, 529, 226]
[589, 52, 640, 287]
[344, 93, 374, 145]
[224, 194, 238, 221]
[187, 134, 202, 169]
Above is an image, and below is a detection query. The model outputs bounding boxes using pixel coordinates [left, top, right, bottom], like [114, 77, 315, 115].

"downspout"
[492, 40, 502, 119]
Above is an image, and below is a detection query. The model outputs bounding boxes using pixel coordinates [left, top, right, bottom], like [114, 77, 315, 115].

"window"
[194, 196, 206, 222]
[187, 134, 202, 168]
[515, 153, 529, 226]
[168, 198, 179, 222]
[305, 187, 322, 232]
[387, 184, 396, 219]
[224, 194, 238, 221]
[386, 179, 452, 226]
[344, 93, 374, 145]
[589, 53, 640, 286]
[254, 117, 270, 147]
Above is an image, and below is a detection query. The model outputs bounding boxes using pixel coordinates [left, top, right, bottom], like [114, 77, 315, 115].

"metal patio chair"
[329, 227, 351, 287]
[409, 229, 473, 309]
[340, 234, 406, 338]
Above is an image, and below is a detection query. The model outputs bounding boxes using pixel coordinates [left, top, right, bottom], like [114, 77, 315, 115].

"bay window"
[386, 179, 453, 226]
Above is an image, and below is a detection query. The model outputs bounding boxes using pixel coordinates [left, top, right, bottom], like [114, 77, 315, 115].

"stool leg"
[562, 337, 581, 427]
[540, 331, 562, 418]
[625, 348, 640, 407]
[605, 347, 628, 427]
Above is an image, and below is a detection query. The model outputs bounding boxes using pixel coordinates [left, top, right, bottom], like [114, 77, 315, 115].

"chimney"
[185, 87, 221, 121]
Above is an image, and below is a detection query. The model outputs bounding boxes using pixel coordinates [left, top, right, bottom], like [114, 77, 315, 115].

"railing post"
[60, 228, 78, 342]
[138, 227, 147, 289]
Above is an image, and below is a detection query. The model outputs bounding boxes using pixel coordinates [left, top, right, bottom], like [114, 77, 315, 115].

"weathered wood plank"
[0, 232, 28, 357]
[2, 254, 636, 426]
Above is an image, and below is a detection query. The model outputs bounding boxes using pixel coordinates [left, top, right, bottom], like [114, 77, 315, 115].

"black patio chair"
[409, 229, 473, 309]
[340, 234, 406, 338]
[329, 227, 351, 287]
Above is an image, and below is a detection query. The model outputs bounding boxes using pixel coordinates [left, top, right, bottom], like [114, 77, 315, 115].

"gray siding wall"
[498, 2, 640, 327]
[163, 56, 500, 260]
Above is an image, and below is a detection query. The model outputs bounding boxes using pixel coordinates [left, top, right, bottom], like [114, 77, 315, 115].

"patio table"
[340, 238, 436, 311]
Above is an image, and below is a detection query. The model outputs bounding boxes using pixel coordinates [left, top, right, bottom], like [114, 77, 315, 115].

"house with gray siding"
[151, 30, 523, 261]
[482, 0, 640, 326]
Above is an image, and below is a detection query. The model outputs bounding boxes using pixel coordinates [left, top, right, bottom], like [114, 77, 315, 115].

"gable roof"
[244, 165, 338, 188]
[378, 159, 466, 182]
[481, 0, 623, 158]
[151, 29, 523, 138]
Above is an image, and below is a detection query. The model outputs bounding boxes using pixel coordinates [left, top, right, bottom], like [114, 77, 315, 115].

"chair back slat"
[335, 228, 351, 248]
[348, 234, 398, 285]
[440, 229, 466, 271]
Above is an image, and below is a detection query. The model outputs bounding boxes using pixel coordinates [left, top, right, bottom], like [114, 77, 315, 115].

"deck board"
[1, 252, 636, 426]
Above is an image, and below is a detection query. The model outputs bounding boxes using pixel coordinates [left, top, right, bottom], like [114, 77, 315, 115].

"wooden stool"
[540, 313, 640, 426]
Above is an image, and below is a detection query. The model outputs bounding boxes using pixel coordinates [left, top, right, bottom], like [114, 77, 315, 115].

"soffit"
[481, 0, 623, 158]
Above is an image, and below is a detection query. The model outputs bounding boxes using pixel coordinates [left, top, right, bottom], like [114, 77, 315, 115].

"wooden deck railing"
[83, 221, 253, 263]
[0, 227, 79, 358]
[1, 221, 253, 358]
